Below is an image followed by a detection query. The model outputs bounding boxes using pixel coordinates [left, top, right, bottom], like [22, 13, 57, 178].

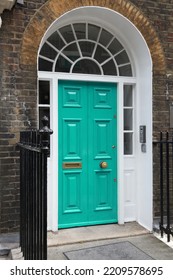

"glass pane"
[55, 55, 72, 72]
[72, 59, 101, 74]
[94, 45, 110, 63]
[59, 25, 74, 43]
[73, 23, 86, 39]
[39, 81, 50, 105]
[116, 50, 129, 65]
[119, 64, 132, 76]
[62, 43, 80, 61]
[124, 109, 133, 130]
[79, 41, 95, 57]
[39, 107, 50, 128]
[47, 31, 65, 50]
[39, 58, 53, 71]
[99, 29, 113, 46]
[40, 42, 57, 60]
[124, 133, 133, 155]
[124, 85, 133, 107]
[88, 24, 100, 41]
[108, 38, 123, 55]
[102, 59, 117, 75]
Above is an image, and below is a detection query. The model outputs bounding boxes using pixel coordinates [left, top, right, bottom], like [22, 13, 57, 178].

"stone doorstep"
[47, 223, 150, 247]
[9, 247, 24, 260]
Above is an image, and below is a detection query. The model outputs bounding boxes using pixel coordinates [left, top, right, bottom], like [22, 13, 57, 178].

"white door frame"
[38, 72, 136, 231]
[38, 6, 153, 232]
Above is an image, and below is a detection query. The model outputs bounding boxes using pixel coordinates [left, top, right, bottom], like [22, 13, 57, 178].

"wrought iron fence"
[154, 132, 173, 242]
[18, 117, 53, 260]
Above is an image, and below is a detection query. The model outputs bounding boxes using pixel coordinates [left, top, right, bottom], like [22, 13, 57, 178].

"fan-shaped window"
[39, 23, 133, 76]
[72, 59, 101, 74]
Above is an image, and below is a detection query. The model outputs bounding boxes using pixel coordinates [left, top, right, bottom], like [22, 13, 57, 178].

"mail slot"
[63, 162, 82, 169]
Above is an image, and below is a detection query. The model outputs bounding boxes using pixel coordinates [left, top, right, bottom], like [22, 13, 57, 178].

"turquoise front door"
[58, 80, 117, 228]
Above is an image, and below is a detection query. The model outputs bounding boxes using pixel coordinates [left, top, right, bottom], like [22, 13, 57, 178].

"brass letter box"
[63, 162, 82, 169]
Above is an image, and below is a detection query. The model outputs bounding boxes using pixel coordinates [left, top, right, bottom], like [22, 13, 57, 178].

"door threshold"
[48, 222, 149, 247]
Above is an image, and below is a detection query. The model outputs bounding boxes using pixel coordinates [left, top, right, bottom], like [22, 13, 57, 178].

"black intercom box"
[140, 125, 146, 143]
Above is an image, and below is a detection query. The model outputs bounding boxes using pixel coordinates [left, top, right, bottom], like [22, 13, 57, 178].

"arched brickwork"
[20, 0, 166, 74]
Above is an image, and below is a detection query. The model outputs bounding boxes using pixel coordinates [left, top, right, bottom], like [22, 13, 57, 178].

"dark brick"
[0, 0, 173, 233]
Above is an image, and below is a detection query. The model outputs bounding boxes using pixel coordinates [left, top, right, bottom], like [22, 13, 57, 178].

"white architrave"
[38, 7, 153, 232]
[0, 0, 16, 27]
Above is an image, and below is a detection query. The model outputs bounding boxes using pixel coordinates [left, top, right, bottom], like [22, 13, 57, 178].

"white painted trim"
[38, 71, 136, 83]
[38, 6, 153, 232]
[50, 77, 59, 231]
[43, 73, 129, 231]
[40, 73, 138, 231]
[117, 81, 124, 224]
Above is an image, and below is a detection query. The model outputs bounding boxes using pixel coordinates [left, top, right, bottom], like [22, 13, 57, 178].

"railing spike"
[18, 118, 53, 259]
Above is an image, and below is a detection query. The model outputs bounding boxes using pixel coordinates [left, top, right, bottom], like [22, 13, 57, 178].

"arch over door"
[58, 80, 117, 228]
[37, 6, 153, 232]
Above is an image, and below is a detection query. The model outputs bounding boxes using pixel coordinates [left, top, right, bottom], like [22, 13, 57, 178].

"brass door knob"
[100, 161, 108, 168]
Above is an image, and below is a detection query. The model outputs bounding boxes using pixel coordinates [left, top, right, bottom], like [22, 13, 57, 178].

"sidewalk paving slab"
[0, 232, 19, 260]
[1, 222, 173, 260]
[48, 234, 173, 260]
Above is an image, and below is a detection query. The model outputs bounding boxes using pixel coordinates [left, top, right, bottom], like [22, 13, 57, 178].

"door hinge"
[114, 178, 117, 182]
[113, 115, 117, 119]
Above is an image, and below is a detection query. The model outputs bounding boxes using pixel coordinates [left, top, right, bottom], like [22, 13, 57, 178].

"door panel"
[94, 170, 112, 211]
[93, 88, 112, 109]
[88, 83, 117, 224]
[63, 171, 82, 214]
[94, 120, 112, 159]
[63, 119, 82, 160]
[58, 81, 117, 228]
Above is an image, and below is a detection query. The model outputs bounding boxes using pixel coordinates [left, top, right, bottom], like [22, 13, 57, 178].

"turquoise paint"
[58, 81, 117, 228]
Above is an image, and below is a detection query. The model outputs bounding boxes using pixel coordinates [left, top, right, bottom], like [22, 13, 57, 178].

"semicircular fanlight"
[39, 23, 133, 77]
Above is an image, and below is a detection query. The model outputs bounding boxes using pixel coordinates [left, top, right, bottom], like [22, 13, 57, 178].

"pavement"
[0, 222, 173, 260]
[0, 232, 19, 260]
[47, 222, 173, 260]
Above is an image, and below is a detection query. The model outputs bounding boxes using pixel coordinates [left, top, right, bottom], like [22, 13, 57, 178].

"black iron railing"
[18, 117, 53, 260]
[154, 132, 173, 242]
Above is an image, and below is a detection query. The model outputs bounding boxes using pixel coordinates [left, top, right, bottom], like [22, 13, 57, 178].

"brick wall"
[131, 0, 173, 216]
[0, 0, 172, 232]
[0, 0, 48, 233]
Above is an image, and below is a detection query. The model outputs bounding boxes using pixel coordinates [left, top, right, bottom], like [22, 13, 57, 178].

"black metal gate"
[18, 117, 53, 260]
[154, 132, 173, 242]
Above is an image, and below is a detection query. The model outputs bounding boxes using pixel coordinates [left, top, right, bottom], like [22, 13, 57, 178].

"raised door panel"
[63, 119, 82, 160]
[93, 88, 112, 109]
[62, 171, 82, 214]
[63, 86, 82, 108]
[94, 170, 113, 211]
[124, 169, 136, 221]
[94, 120, 112, 159]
